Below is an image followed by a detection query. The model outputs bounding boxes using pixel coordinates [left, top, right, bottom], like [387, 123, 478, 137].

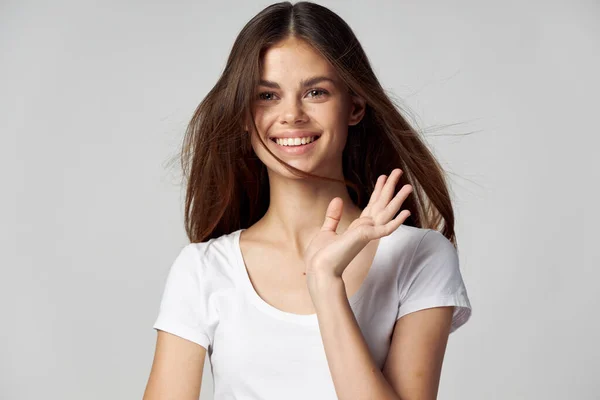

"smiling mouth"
[269, 135, 321, 147]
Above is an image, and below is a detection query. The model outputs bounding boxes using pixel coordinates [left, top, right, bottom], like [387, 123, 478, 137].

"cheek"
[312, 103, 346, 128]
[250, 108, 273, 136]
[250, 131, 265, 150]
[314, 105, 349, 140]
[248, 129, 272, 159]
[252, 101, 347, 135]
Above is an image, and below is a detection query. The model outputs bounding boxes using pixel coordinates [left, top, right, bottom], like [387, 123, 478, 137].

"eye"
[257, 92, 278, 101]
[307, 89, 328, 98]
[256, 89, 329, 101]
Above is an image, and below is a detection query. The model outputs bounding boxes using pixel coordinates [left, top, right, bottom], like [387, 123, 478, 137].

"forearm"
[311, 276, 400, 400]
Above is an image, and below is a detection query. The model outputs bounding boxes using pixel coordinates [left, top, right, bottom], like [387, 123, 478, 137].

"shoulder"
[410, 228, 457, 266]
[387, 225, 454, 260]
[384, 225, 460, 288]
[168, 230, 241, 281]
[382, 225, 436, 261]
[392, 226, 472, 333]
[396, 226, 465, 299]
[186, 230, 242, 283]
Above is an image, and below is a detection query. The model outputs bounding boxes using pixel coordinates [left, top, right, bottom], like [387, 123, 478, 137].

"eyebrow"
[258, 75, 336, 89]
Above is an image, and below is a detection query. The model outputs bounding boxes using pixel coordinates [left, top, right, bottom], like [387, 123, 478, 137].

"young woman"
[143, 2, 472, 399]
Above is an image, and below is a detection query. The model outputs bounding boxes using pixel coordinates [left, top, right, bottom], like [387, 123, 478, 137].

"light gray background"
[2, 0, 598, 399]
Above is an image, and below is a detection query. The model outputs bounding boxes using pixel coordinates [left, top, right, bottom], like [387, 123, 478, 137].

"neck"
[255, 168, 362, 255]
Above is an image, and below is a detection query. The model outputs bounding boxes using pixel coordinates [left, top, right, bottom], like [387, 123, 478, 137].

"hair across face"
[181, 1, 457, 246]
[249, 36, 363, 179]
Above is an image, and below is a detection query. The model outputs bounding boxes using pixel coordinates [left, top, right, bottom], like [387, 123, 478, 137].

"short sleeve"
[397, 229, 472, 333]
[153, 244, 214, 349]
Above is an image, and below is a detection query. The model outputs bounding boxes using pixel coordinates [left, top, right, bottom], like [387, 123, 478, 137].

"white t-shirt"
[153, 224, 472, 399]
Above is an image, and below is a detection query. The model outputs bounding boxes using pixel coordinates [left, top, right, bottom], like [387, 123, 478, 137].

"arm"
[145, 243, 216, 399]
[305, 170, 467, 399]
[382, 306, 453, 400]
[312, 276, 453, 400]
[143, 330, 206, 400]
[312, 276, 399, 399]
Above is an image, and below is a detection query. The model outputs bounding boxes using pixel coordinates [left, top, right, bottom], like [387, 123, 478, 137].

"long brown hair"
[180, 1, 457, 246]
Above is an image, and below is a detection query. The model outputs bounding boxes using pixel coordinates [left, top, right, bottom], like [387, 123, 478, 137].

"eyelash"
[257, 89, 329, 101]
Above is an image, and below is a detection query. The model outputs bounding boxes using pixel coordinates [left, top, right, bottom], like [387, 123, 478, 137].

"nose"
[280, 97, 308, 125]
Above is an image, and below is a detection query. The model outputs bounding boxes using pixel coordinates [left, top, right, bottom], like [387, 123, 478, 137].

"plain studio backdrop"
[2, 0, 598, 399]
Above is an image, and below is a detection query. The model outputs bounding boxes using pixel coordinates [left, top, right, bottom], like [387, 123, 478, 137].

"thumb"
[321, 197, 343, 233]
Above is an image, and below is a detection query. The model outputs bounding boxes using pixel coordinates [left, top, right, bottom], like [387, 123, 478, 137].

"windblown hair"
[181, 1, 458, 246]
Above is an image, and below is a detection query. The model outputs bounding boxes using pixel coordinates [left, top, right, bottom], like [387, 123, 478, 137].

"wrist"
[307, 273, 346, 306]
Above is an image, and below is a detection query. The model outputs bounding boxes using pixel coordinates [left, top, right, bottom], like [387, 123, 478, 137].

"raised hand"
[303, 168, 413, 282]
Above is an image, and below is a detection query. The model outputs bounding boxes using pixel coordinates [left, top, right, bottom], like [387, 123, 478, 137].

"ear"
[348, 94, 366, 126]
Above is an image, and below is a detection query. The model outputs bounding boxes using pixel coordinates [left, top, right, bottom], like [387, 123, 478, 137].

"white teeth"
[275, 136, 318, 146]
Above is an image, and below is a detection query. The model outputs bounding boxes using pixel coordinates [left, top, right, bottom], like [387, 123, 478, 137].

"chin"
[268, 161, 316, 178]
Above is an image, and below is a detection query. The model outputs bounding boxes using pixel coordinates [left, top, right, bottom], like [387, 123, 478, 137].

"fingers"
[378, 169, 403, 207]
[381, 183, 413, 223]
[354, 168, 414, 240]
[367, 169, 405, 214]
[366, 174, 387, 209]
[366, 208, 411, 240]
[364, 168, 413, 228]
[321, 197, 344, 232]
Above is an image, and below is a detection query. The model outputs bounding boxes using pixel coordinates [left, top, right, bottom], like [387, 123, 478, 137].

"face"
[247, 36, 365, 179]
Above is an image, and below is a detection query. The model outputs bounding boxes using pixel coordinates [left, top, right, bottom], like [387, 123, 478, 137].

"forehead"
[260, 37, 337, 83]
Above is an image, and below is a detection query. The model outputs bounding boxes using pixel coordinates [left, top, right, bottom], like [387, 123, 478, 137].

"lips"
[271, 135, 321, 146]
[270, 135, 321, 146]
[268, 133, 321, 155]
[268, 131, 322, 140]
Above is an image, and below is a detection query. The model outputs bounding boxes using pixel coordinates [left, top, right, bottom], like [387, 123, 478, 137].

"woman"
[143, 2, 472, 399]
